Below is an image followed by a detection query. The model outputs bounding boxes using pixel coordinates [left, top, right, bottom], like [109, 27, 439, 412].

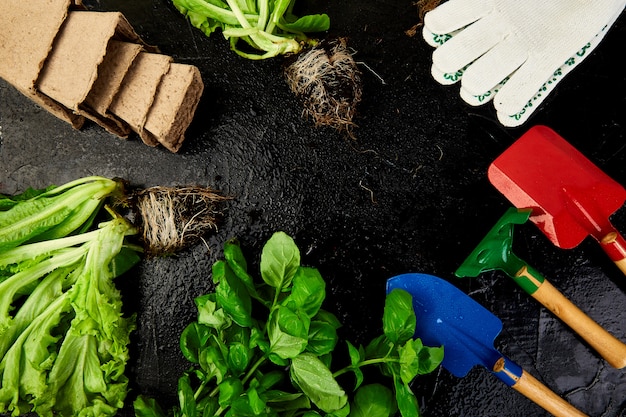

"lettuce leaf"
[172, 0, 330, 59]
[0, 212, 140, 416]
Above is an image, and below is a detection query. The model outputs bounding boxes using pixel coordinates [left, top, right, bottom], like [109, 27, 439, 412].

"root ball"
[285, 38, 362, 138]
[132, 186, 229, 256]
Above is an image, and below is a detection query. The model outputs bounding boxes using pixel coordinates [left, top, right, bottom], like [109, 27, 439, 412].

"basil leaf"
[417, 340, 444, 375]
[364, 335, 391, 359]
[250, 325, 270, 353]
[133, 395, 167, 417]
[346, 340, 362, 366]
[260, 232, 300, 291]
[382, 289, 416, 344]
[247, 386, 266, 414]
[214, 260, 252, 327]
[306, 320, 338, 356]
[195, 293, 232, 330]
[398, 338, 419, 385]
[178, 374, 197, 417]
[224, 238, 260, 299]
[199, 345, 229, 384]
[227, 342, 252, 375]
[223, 322, 250, 345]
[228, 388, 267, 416]
[263, 390, 309, 410]
[392, 376, 419, 417]
[345, 340, 364, 390]
[363, 335, 396, 379]
[285, 267, 325, 318]
[328, 403, 351, 417]
[350, 384, 396, 417]
[258, 371, 283, 390]
[268, 305, 308, 359]
[290, 353, 348, 413]
[198, 395, 219, 416]
[398, 338, 443, 385]
[180, 322, 212, 363]
[227, 400, 256, 416]
[314, 309, 342, 329]
[218, 377, 244, 408]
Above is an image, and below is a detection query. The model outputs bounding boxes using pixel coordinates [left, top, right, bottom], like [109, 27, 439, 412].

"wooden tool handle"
[520, 267, 626, 368]
[600, 231, 626, 276]
[512, 368, 588, 417]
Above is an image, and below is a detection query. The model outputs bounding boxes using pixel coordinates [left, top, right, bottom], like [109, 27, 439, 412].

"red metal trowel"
[488, 125, 626, 274]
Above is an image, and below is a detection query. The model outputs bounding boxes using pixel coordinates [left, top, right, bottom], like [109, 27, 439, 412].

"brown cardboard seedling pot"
[142, 63, 204, 152]
[37, 11, 153, 136]
[0, 0, 84, 127]
[82, 40, 143, 137]
[108, 52, 173, 145]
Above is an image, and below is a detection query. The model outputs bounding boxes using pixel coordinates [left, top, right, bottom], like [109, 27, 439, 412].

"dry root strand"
[132, 186, 230, 256]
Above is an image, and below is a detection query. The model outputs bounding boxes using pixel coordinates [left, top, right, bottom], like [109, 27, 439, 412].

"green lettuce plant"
[171, 0, 330, 59]
[0, 177, 142, 416]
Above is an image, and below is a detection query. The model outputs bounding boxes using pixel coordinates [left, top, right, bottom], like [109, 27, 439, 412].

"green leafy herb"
[0, 177, 142, 417]
[134, 231, 443, 417]
[171, 0, 330, 59]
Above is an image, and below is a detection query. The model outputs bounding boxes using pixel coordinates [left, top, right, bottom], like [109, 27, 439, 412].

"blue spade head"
[386, 273, 505, 378]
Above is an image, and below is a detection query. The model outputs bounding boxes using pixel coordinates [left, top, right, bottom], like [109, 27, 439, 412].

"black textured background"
[1, 1, 625, 415]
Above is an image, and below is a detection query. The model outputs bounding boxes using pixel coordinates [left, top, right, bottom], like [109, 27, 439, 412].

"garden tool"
[387, 273, 588, 417]
[456, 207, 626, 368]
[488, 125, 626, 275]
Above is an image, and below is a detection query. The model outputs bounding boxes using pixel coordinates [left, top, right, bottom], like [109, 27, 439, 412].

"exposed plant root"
[406, 0, 443, 35]
[284, 38, 362, 139]
[416, 0, 442, 19]
[131, 186, 230, 256]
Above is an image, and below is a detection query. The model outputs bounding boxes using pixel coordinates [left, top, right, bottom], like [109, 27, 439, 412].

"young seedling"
[171, 0, 330, 59]
[171, 0, 363, 137]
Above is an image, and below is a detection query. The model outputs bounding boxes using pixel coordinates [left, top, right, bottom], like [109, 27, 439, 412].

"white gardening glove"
[422, 0, 626, 126]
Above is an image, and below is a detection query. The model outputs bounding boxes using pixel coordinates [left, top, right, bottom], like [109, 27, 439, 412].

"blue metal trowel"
[386, 273, 587, 417]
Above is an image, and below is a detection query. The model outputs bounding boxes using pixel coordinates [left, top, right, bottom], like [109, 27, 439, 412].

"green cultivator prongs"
[455, 207, 544, 294]
[455, 207, 626, 368]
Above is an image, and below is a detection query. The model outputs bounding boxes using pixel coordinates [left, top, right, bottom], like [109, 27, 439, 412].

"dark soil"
[1, 1, 625, 415]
